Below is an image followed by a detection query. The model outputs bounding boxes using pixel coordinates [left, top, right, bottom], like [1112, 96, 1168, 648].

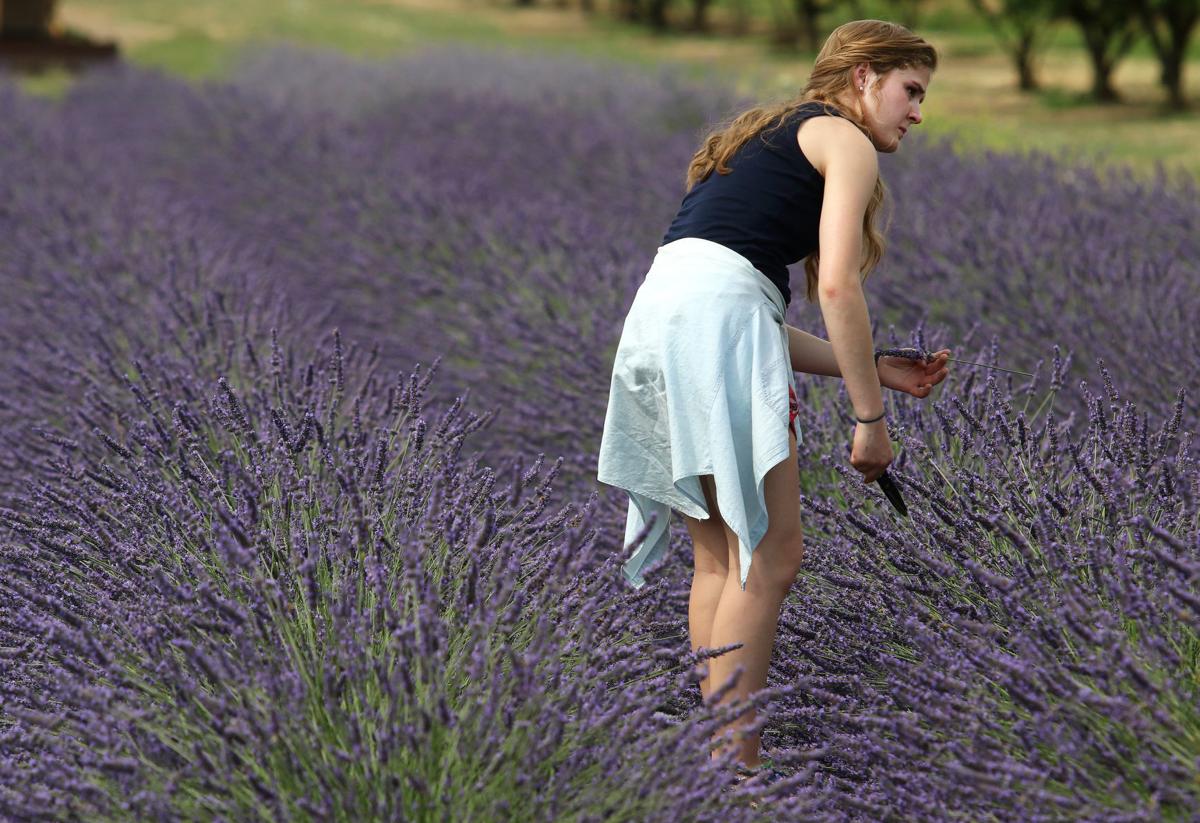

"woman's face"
[854, 65, 931, 153]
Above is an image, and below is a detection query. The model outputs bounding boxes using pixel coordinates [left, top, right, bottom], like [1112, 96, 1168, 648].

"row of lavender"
[0, 47, 1196, 819]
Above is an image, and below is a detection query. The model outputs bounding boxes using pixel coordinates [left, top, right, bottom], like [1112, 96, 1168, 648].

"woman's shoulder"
[762, 101, 846, 152]
[795, 110, 874, 179]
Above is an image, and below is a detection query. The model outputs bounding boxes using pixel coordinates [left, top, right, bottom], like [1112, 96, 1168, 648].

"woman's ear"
[852, 63, 870, 90]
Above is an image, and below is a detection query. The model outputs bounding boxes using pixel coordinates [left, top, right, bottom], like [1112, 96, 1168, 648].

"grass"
[14, 0, 1199, 178]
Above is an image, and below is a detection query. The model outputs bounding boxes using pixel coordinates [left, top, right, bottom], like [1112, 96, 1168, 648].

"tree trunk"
[1065, 5, 1138, 104]
[1, 0, 58, 38]
[769, 0, 800, 49]
[1163, 20, 1193, 108]
[1083, 35, 1121, 101]
[891, 0, 924, 30]
[1161, 50, 1186, 108]
[1139, 2, 1198, 111]
[616, 0, 642, 22]
[646, 0, 671, 31]
[1015, 28, 1039, 91]
[794, 0, 824, 52]
[729, 0, 750, 35]
[968, 1, 1048, 93]
[690, 0, 712, 32]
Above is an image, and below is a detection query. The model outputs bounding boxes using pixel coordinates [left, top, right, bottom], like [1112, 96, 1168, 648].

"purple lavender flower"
[0, 45, 1197, 821]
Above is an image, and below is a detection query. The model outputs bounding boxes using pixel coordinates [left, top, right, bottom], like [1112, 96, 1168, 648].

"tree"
[1, 0, 58, 38]
[1052, 0, 1141, 102]
[885, 0, 928, 29]
[765, 0, 798, 48]
[645, 0, 672, 31]
[689, 0, 714, 31]
[969, 0, 1053, 91]
[723, 0, 752, 34]
[793, 0, 837, 51]
[1135, 0, 1199, 109]
[614, 0, 643, 23]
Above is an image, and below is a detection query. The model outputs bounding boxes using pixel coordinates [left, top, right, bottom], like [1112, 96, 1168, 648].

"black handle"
[875, 470, 908, 517]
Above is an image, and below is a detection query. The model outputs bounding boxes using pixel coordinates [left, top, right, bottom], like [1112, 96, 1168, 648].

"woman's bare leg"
[681, 475, 730, 701]
[705, 428, 805, 769]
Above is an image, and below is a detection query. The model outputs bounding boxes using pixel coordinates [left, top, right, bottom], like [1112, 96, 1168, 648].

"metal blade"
[877, 347, 1034, 379]
[944, 357, 1033, 378]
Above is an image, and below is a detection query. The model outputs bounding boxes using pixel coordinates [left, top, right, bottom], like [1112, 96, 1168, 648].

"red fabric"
[788, 384, 799, 439]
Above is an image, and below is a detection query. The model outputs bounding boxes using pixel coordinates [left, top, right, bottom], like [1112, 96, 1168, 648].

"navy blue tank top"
[662, 101, 845, 307]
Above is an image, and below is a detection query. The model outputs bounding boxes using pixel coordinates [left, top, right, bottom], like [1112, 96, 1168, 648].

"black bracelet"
[860, 351, 885, 423]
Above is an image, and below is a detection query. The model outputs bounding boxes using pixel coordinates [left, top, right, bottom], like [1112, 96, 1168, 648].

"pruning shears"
[869, 347, 1031, 517]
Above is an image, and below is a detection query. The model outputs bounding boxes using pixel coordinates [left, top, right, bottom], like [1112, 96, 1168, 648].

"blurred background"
[2, 0, 1198, 178]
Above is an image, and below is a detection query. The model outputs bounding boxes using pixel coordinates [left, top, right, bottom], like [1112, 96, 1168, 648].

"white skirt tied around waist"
[597, 237, 801, 591]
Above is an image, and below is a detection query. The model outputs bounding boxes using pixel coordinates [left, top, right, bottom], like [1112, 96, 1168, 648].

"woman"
[596, 20, 951, 776]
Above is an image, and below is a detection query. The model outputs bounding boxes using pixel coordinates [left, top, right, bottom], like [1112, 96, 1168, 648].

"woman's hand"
[851, 420, 893, 483]
[878, 348, 951, 398]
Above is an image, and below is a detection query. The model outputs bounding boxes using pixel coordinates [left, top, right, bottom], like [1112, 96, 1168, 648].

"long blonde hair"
[684, 20, 938, 303]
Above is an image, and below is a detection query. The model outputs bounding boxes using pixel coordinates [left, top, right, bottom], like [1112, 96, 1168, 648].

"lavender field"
[1, 46, 1198, 821]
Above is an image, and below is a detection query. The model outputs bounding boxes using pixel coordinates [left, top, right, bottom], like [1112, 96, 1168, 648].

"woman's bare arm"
[784, 325, 841, 376]
[787, 324, 949, 396]
[802, 118, 884, 421]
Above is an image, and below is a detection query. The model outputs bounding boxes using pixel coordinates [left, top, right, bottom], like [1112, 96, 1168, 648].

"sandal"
[732, 764, 789, 811]
[734, 763, 789, 786]
[734, 749, 788, 782]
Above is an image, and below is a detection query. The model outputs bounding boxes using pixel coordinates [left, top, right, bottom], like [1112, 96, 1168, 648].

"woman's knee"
[753, 432, 805, 589]
[752, 524, 806, 592]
